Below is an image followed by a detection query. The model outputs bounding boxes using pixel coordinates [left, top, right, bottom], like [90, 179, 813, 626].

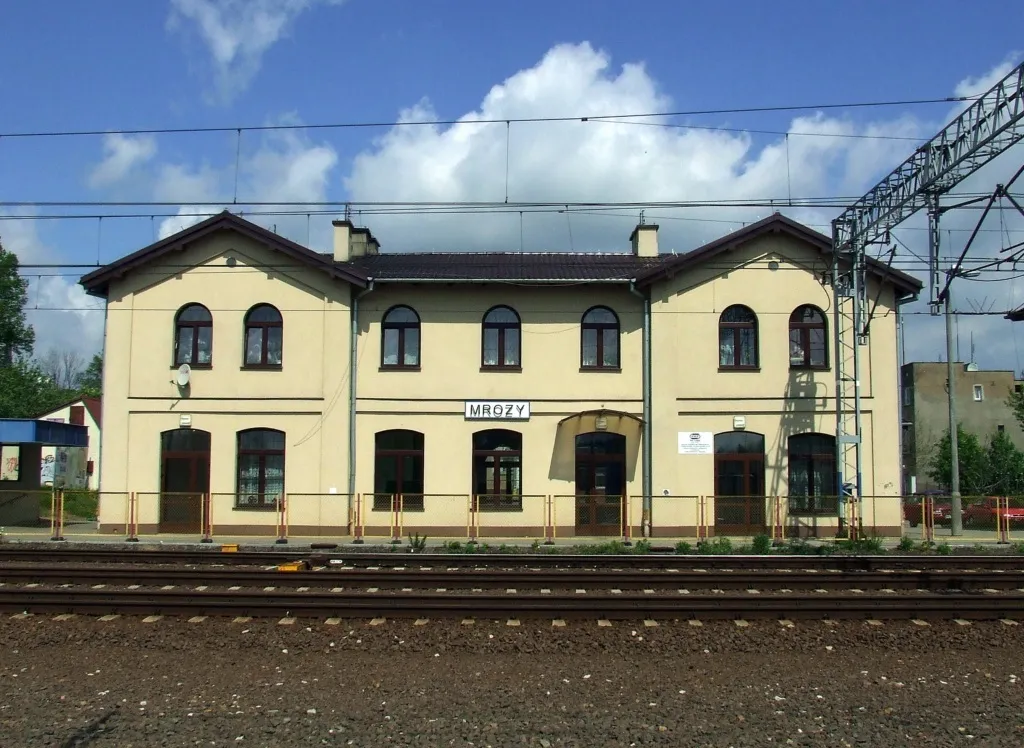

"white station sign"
[465, 400, 531, 421]
[678, 431, 713, 455]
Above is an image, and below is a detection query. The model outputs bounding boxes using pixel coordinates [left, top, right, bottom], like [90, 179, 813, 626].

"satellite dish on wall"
[176, 364, 192, 387]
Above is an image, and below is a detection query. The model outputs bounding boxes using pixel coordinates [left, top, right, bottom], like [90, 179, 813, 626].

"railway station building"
[80, 211, 920, 540]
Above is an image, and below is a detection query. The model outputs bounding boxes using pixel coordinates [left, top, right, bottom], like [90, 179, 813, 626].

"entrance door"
[714, 431, 766, 534]
[575, 432, 626, 536]
[159, 429, 211, 533]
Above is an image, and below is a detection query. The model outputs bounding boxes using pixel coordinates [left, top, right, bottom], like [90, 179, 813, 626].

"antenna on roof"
[639, 209, 646, 226]
[344, 203, 352, 222]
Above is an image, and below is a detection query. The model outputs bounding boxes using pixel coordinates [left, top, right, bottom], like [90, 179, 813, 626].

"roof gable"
[634, 213, 922, 297]
[80, 211, 368, 297]
[35, 396, 102, 428]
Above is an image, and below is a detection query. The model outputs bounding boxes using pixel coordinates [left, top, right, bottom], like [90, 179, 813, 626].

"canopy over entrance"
[0, 419, 89, 447]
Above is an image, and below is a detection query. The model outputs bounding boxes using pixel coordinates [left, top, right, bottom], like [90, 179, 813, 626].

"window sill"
[790, 365, 831, 372]
[480, 366, 523, 373]
[379, 365, 421, 372]
[240, 364, 283, 371]
[579, 366, 621, 373]
[718, 366, 761, 373]
[171, 363, 212, 370]
[232, 505, 278, 512]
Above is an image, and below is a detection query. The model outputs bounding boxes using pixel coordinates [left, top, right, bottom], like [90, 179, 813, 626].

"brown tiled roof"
[343, 252, 671, 282]
[634, 213, 923, 297]
[80, 211, 368, 297]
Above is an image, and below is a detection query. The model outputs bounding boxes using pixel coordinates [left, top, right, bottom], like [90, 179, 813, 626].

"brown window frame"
[481, 305, 521, 370]
[580, 306, 620, 369]
[373, 430, 425, 512]
[235, 428, 285, 510]
[472, 429, 523, 512]
[174, 303, 213, 369]
[243, 304, 283, 369]
[787, 433, 837, 515]
[718, 304, 758, 370]
[381, 305, 420, 369]
[788, 305, 828, 369]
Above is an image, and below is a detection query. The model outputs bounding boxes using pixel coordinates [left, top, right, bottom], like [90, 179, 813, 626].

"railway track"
[3, 563, 1024, 592]
[1, 587, 1022, 620]
[2, 546, 1024, 571]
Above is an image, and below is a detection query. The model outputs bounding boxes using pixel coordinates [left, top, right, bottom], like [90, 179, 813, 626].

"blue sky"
[1, 0, 1023, 370]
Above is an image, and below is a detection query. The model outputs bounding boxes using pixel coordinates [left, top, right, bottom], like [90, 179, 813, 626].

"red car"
[904, 496, 954, 527]
[963, 498, 1024, 527]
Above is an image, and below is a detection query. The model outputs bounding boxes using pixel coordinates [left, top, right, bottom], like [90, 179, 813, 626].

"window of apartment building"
[373, 430, 425, 511]
[381, 305, 420, 369]
[973, 384, 984, 402]
[174, 303, 213, 367]
[472, 429, 522, 511]
[719, 305, 758, 369]
[482, 306, 521, 369]
[236, 428, 285, 509]
[788, 305, 827, 369]
[787, 433, 837, 515]
[581, 306, 620, 369]
[998, 424, 1005, 433]
[243, 304, 283, 368]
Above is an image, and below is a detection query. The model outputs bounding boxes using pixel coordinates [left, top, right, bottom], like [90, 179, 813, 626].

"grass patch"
[39, 489, 99, 520]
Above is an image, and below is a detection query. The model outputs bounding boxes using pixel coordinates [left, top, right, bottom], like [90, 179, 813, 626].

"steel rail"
[1, 588, 1022, 620]
[2, 547, 1024, 571]
[2, 564, 1024, 592]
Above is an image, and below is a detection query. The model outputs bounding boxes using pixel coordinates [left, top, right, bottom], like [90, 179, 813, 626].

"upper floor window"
[381, 305, 420, 369]
[174, 303, 212, 368]
[581, 306, 620, 369]
[243, 304, 282, 368]
[236, 428, 285, 509]
[974, 384, 984, 402]
[482, 306, 521, 369]
[718, 305, 758, 369]
[789, 305, 827, 369]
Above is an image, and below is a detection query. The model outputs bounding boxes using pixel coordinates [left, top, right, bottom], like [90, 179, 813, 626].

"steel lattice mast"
[831, 62, 1024, 531]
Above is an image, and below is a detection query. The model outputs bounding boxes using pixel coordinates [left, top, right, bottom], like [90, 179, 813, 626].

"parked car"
[962, 497, 1024, 527]
[903, 494, 954, 527]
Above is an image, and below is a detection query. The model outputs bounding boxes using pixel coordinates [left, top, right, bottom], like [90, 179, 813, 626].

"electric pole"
[945, 279, 964, 536]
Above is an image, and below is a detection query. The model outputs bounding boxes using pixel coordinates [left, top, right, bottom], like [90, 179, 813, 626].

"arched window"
[718, 305, 758, 369]
[236, 428, 285, 509]
[473, 429, 522, 511]
[482, 306, 521, 368]
[581, 306, 620, 369]
[174, 304, 212, 367]
[243, 304, 283, 368]
[788, 433, 836, 515]
[789, 305, 828, 368]
[374, 430, 425, 511]
[381, 305, 420, 368]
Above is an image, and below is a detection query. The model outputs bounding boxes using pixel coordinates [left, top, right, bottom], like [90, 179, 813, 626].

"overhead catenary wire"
[0, 95, 977, 141]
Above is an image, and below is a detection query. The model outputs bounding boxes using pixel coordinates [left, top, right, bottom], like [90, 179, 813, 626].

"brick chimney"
[629, 223, 659, 257]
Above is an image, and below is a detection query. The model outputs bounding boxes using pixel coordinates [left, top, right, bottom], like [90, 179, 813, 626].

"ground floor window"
[236, 429, 285, 509]
[787, 433, 836, 514]
[374, 429, 425, 511]
[472, 429, 522, 511]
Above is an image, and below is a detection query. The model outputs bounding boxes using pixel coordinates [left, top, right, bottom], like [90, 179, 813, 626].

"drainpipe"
[629, 281, 653, 537]
[348, 281, 374, 541]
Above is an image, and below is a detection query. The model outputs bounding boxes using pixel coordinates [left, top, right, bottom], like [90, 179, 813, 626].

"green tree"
[1008, 387, 1024, 434]
[0, 242, 35, 365]
[78, 352, 102, 395]
[0, 360, 74, 418]
[928, 425, 989, 496]
[985, 430, 1024, 495]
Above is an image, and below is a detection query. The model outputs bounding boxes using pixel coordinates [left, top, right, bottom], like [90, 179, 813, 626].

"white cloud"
[88, 134, 158, 188]
[155, 125, 338, 240]
[0, 217, 104, 360]
[167, 0, 344, 102]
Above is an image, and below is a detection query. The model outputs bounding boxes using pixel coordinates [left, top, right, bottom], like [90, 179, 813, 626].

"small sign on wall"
[678, 431, 713, 455]
[465, 401, 531, 421]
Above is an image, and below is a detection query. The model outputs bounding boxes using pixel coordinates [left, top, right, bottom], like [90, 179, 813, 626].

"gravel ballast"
[0, 616, 1022, 746]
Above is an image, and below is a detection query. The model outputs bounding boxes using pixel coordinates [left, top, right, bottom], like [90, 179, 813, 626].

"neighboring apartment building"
[900, 362, 1024, 492]
[80, 211, 920, 538]
[35, 396, 101, 489]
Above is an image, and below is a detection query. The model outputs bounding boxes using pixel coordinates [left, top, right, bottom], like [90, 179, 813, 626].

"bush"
[751, 534, 772, 555]
[674, 541, 693, 555]
[897, 536, 915, 552]
[936, 542, 952, 555]
[697, 537, 733, 555]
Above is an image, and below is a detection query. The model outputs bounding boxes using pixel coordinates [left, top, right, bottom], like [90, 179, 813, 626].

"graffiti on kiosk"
[39, 446, 88, 488]
[1, 445, 19, 481]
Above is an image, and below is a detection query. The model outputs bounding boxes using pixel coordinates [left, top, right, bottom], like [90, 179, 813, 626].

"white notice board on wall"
[678, 431, 713, 455]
